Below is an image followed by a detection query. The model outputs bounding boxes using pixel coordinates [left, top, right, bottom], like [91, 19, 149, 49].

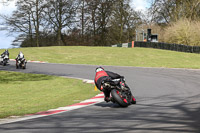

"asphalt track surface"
[0, 61, 200, 133]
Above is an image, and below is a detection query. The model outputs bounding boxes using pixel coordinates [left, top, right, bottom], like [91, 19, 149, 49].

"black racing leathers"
[94, 70, 124, 98]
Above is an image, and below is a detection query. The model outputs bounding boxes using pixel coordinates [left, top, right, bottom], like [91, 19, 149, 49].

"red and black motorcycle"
[103, 78, 136, 107]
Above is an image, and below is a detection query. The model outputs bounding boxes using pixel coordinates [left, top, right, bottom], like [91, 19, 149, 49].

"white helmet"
[19, 51, 24, 58]
[95, 67, 104, 72]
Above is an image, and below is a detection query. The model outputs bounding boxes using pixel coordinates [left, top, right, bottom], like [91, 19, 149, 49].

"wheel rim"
[117, 90, 128, 103]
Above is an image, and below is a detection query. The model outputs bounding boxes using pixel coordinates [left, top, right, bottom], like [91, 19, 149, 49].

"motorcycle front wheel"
[3, 61, 6, 66]
[22, 63, 26, 69]
[111, 89, 129, 107]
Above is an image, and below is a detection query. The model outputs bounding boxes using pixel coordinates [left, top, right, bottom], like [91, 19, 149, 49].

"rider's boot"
[103, 89, 111, 102]
[104, 97, 111, 102]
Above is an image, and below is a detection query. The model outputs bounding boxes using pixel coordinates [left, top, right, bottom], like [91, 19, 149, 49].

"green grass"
[0, 71, 99, 118]
[1, 46, 200, 69]
[0, 46, 199, 118]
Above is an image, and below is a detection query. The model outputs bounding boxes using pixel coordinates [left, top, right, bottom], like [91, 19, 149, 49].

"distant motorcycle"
[0, 54, 9, 66]
[16, 58, 27, 69]
[103, 78, 136, 107]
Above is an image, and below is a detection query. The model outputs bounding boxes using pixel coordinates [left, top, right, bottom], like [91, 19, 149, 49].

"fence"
[112, 41, 200, 54]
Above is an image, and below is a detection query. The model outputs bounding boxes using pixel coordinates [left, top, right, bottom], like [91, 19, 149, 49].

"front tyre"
[111, 89, 129, 107]
[3, 61, 6, 66]
[22, 63, 26, 69]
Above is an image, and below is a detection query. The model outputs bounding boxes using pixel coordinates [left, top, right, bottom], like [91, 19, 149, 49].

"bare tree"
[149, 0, 200, 24]
[84, 0, 100, 45]
[45, 0, 79, 46]
[0, 0, 144, 47]
[96, 0, 115, 45]
[107, 0, 141, 44]
[0, 0, 46, 47]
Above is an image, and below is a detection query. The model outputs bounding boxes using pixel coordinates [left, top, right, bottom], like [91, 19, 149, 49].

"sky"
[0, 0, 150, 49]
[131, 0, 150, 11]
[0, 0, 17, 49]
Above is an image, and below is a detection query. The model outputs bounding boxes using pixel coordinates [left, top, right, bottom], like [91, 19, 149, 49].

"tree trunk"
[81, 0, 85, 43]
[36, 0, 39, 47]
[119, 0, 123, 43]
[57, 0, 63, 46]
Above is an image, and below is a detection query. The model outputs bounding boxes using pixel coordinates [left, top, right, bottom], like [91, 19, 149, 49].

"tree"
[108, 0, 141, 44]
[84, 0, 100, 45]
[44, 0, 79, 46]
[149, 0, 200, 24]
[30, 0, 46, 47]
[0, 0, 143, 47]
[0, 0, 46, 47]
[76, 0, 116, 46]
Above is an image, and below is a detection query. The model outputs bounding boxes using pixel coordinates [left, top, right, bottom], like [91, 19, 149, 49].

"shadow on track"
[7, 94, 197, 133]
[95, 102, 125, 108]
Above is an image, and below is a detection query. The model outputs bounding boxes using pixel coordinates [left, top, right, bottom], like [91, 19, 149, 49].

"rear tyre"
[111, 89, 129, 107]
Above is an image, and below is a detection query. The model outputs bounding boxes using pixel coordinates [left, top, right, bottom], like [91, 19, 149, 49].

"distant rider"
[1, 49, 9, 58]
[94, 66, 136, 103]
[16, 51, 25, 61]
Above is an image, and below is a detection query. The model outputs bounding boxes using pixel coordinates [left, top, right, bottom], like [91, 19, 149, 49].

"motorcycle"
[103, 78, 136, 107]
[0, 54, 9, 66]
[16, 58, 27, 69]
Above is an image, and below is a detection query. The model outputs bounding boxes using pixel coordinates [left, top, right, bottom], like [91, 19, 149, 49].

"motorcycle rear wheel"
[111, 89, 129, 107]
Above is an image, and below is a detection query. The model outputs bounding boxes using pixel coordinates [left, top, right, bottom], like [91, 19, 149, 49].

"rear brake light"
[116, 90, 119, 94]
[123, 99, 127, 103]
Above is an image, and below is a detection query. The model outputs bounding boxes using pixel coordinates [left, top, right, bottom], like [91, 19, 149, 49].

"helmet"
[19, 51, 24, 58]
[4, 49, 9, 55]
[95, 67, 104, 72]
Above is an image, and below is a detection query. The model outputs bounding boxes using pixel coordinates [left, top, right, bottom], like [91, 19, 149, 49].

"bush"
[164, 19, 200, 46]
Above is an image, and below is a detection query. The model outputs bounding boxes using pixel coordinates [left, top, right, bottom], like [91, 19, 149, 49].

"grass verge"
[1, 46, 199, 69]
[0, 71, 99, 119]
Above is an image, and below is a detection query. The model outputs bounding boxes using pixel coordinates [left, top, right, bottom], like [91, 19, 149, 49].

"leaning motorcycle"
[16, 58, 27, 69]
[103, 78, 136, 107]
[0, 54, 9, 66]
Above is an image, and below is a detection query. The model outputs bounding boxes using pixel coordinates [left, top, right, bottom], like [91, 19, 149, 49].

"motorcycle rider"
[16, 51, 24, 61]
[1, 49, 9, 58]
[94, 67, 136, 103]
